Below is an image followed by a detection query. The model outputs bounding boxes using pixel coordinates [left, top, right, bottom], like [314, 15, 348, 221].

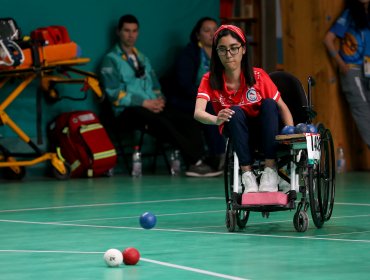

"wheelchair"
[224, 71, 335, 232]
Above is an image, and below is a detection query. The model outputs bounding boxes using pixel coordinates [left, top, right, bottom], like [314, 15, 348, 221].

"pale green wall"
[0, 0, 219, 149]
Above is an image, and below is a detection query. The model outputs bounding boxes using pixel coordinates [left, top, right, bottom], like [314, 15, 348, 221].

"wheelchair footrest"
[242, 192, 288, 206]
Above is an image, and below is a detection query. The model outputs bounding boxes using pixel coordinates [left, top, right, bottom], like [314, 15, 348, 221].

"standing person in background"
[324, 0, 370, 148]
[194, 25, 294, 192]
[100, 14, 222, 177]
[173, 17, 226, 171]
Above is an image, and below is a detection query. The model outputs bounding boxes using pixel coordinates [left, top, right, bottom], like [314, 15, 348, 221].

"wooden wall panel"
[280, 0, 370, 171]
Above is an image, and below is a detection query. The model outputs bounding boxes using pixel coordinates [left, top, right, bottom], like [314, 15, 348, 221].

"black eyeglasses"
[216, 45, 243, 56]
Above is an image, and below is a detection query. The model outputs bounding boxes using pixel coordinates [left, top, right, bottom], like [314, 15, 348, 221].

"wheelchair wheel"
[236, 210, 250, 229]
[316, 124, 336, 221]
[224, 139, 250, 231]
[308, 125, 336, 228]
[226, 209, 236, 232]
[224, 139, 234, 206]
[308, 163, 324, 228]
[293, 211, 309, 232]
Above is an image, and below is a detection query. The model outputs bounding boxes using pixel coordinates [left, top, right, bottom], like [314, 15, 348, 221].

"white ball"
[103, 248, 123, 267]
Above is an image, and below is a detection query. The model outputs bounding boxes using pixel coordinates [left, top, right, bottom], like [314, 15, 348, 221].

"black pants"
[117, 106, 205, 165]
[223, 99, 280, 166]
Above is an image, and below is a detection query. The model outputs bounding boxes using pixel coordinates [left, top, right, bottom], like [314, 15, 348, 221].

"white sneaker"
[259, 167, 279, 192]
[242, 171, 258, 193]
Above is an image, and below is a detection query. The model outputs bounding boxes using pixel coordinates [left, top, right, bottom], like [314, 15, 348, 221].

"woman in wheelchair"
[194, 25, 294, 193]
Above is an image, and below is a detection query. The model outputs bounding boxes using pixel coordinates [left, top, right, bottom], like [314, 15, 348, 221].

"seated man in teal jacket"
[100, 14, 222, 177]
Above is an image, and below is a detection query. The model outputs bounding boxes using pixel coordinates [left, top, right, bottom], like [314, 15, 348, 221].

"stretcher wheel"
[3, 166, 26, 180]
[52, 162, 71, 180]
[293, 211, 309, 232]
[226, 209, 236, 232]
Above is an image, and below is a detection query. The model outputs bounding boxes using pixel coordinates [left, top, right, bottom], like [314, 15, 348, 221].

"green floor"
[0, 171, 369, 280]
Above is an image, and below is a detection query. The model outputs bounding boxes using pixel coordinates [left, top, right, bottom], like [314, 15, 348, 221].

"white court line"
[1, 218, 370, 244]
[58, 210, 225, 223]
[0, 249, 249, 280]
[140, 258, 249, 280]
[181, 213, 370, 230]
[336, 202, 370, 207]
[332, 214, 370, 219]
[315, 230, 370, 238]
[0, 197, 222, 213]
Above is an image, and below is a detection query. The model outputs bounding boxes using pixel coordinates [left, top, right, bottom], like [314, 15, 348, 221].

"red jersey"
[197, 67, 280, 118]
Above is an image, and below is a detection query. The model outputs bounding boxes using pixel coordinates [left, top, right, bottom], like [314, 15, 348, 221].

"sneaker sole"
[185, 170, 223, 177]
[243, 188, 259, 193]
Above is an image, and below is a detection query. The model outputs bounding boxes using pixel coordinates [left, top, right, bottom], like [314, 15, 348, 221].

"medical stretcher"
[0, 55, 103, 180]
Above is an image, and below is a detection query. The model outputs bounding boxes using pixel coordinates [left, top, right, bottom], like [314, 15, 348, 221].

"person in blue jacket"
[324, 0, 370, 148]
[100, 14, 222, 177]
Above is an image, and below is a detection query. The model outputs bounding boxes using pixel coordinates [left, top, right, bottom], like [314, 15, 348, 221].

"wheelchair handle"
[307, 76, 315, 108]
[306, 76, 318, 123]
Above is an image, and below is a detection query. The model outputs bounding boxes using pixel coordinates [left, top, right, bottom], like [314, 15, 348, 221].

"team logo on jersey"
[246, 87, 258, 102]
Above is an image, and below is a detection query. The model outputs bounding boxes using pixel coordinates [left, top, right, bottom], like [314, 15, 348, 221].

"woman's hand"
[216, 108, 235, 125]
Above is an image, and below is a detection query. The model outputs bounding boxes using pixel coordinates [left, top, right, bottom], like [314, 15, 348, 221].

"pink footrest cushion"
[242, 192, 289, 206]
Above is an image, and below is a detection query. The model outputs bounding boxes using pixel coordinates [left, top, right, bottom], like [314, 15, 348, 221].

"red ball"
[122, 247, 140, 265]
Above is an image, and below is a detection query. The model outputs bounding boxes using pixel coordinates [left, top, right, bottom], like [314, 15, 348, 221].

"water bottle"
[336, 146, 346, 174]
[170, 149, 181, 176]
[132, 145, 142, 177]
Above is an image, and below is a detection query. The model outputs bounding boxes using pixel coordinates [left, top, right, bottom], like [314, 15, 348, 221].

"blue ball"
[139, 212, 157, 229]
[295, 123, 308, 134]
[306, 124, 318, 133]
[281, 125, 295, 135]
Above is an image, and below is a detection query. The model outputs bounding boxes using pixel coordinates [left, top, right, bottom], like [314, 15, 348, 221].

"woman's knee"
[261, 98, 278, 111]
[227, 107, 246, 129]
[230, 105, 243, 113]
[229, 106, 245, 121]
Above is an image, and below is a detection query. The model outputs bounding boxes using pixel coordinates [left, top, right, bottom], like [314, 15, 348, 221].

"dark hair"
[117, 14, 139, 30]
[209, 28, 255, 90]
[190, 17, 218, 43]
[346, 0, 370, 29]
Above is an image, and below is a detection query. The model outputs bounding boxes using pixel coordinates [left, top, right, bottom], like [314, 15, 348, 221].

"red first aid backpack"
[30, 25, 71, 45]
[48, 111, 117, 178]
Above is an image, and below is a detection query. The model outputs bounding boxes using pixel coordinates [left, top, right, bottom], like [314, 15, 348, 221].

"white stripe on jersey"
[197, 92, 210, 101]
